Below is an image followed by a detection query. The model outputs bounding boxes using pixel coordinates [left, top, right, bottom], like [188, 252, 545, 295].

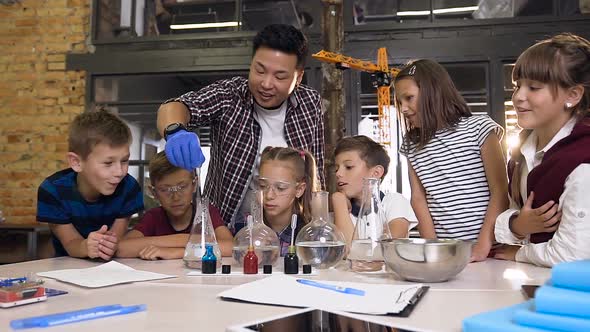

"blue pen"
[0, 277, 27, 287]
[10, 304, 147, 329]
[296, 279, 365, 296]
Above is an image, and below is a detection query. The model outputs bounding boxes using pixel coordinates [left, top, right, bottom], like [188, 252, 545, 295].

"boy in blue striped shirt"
[37, 109, 144, 259]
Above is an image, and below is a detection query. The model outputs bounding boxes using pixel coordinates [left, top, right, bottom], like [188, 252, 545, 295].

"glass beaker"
[233, 190, 280, 266]
[348, 178, 392, 272]
[295, 191, 346, 269]
[183, 197, 222, 269]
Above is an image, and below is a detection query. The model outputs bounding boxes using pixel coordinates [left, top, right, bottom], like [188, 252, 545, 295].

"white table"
[0, 257, 551, 332]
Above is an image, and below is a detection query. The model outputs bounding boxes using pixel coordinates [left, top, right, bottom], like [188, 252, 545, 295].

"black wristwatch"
[164, 123, 187, 141]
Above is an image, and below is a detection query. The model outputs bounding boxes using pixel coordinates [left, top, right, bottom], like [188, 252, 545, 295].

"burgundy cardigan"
[508, 117, 590, 243]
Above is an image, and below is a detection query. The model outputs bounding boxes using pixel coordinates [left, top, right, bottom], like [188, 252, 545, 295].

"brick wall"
[0, 0, 89, 225]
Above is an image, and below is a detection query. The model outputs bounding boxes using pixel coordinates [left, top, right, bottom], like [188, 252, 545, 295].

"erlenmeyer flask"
[348, 178, 392, 272]
[295, 191, 346, 269]
[183, 197, 222, 269]
[232, 190, 280, 266]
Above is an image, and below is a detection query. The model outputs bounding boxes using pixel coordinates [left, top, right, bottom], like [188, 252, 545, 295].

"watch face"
[165, 123, 184, 140]
[166, 123, 181, 132]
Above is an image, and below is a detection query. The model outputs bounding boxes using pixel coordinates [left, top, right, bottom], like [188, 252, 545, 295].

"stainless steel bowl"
[379, 238, 472, 283]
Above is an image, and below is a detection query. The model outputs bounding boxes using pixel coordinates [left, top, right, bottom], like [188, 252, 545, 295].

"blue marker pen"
[296, 279, 365, 296]
[0, 277, 27, 287]
[10, 304, 147, 329]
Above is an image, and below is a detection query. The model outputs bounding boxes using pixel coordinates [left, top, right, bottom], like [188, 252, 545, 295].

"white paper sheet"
[37, 261, 176, 288]
[218, 274, 423, 315]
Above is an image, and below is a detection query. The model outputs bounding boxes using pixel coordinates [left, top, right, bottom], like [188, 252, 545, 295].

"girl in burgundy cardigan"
[494, 33, 590, 267]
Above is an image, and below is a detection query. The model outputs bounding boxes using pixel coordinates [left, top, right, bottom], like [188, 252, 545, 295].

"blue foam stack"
[463, 260, 590, 332]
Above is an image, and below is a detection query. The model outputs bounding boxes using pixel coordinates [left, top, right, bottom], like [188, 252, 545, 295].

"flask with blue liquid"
[201, 244, 217, 274]
[183, 196, 222, 269]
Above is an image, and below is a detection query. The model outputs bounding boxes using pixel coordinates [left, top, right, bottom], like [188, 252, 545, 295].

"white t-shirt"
[350, 192, 418, 232]
[238, 102, 289, 218]
[251, 101, 288, 180]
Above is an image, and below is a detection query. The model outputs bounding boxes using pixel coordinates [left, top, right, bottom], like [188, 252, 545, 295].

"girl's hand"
[470, 240, 492, 262]
[494, 244, 521, 261]
[510, 192, 561, 237]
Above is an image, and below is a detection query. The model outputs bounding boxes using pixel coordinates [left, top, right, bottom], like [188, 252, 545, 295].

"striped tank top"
[400, 115, 503, 240]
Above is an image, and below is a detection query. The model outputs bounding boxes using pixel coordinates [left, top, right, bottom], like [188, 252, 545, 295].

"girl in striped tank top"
[395, 59, 508, 262]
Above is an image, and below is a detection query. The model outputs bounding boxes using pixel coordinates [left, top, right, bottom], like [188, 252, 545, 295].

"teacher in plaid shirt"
[157, 24, 325, 232]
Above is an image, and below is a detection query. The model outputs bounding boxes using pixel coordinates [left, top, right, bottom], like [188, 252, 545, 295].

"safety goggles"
[254, 177, 300, 197]
[151, 178, 196, 198]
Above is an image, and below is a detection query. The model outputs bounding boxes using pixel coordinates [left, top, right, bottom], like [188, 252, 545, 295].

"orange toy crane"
[312, 48, 399, 146]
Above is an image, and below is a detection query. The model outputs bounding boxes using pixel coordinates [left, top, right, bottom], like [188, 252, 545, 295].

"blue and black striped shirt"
[37, 168, 144, 256]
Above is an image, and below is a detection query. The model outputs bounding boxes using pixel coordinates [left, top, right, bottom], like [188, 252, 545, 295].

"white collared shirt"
[495, 117, 590, 267]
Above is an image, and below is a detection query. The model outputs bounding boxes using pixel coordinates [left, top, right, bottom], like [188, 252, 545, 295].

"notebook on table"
[218, 274, 428, 317]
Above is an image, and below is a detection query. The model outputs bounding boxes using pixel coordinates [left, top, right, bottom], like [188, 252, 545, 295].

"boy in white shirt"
[331, 135, 417, 246]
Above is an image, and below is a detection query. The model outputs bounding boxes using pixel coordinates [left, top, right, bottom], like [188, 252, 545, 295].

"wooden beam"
[320, 0, 344, 194]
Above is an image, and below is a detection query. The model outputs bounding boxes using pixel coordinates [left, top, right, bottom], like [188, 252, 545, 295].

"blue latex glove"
[164, 129, 205, 170]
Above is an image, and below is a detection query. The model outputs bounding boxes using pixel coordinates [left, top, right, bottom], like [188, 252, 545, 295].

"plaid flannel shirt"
[175, 76, 325, 226]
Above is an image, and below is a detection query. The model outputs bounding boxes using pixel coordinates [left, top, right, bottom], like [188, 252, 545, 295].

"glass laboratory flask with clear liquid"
[233, 190, 280, 267]
[295, 191, 346, 269]
[183, 197, 222, 269]
[348, 178, 392, 272]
